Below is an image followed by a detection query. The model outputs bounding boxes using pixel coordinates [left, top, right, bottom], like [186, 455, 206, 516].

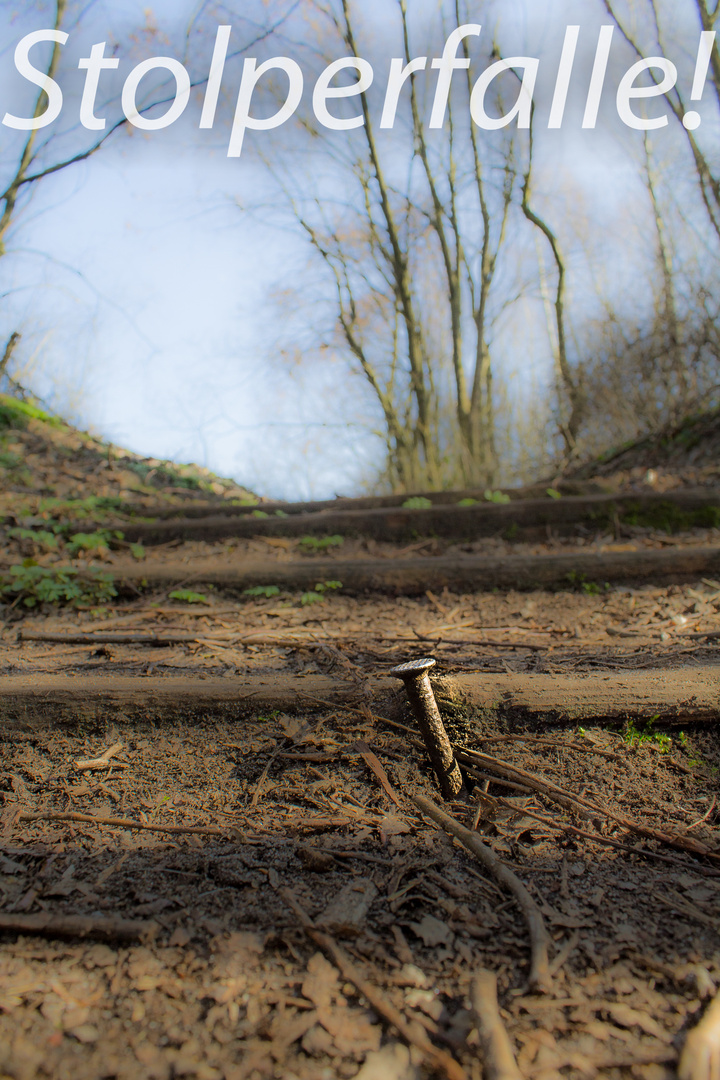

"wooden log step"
[120, 491, 720, 545]
[0, 668, 716, 730]
[119, 480, 615, 521]
[101, 545, 720, 595]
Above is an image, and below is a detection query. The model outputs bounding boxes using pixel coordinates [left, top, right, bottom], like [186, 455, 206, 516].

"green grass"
[1, 562, 117, 608]
[66, 529, 124, 556]
[0, 450, 22, 469]
[620, 501, 720, 533]
[0, 394, 61, 431]
[402, 497, 433, 510]
[623, 716, 671, 752]
[7, 527, 59, 551]
[168, 590, 211, 604]
[244, 585, 281, 599]
[300, 580, 342, 605]
[565, 571, 610, 595]
[298, 535, 344, 552]
[37, 495, 126, 520]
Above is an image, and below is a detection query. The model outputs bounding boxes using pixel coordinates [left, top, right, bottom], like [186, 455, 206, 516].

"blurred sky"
[0, 0, 711, 497]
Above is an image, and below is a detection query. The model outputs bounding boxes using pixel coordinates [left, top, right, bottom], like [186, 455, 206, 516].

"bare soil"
[2, 575, 720, 1080]
[1, 403, 720, 1080]
[2, 698, 719, 1080]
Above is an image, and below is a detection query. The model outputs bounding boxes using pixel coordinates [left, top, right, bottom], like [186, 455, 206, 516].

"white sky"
[0, 0, 713, 497]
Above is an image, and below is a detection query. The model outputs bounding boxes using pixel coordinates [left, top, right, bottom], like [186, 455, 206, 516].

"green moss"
[37, 495, 126, 521]
[0, 394, 61, 430]
[0, 450, 21, 469]
[621, 501, 720, 533]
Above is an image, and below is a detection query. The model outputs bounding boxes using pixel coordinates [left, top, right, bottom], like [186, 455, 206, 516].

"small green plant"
[675, 731, 714, 772]
[565, 571, 610, 595]
[457, 498, 478, 507]
[581, 580, 601, 596]
[402, 497, 433, 510]
[244, 585, 281, 598]
[129, 543, 146, 561]
[37, 495, 125, 520]
[623, 715, 671, 752]
[274, 509, 288, 518]
[483, 489, 511, 505]
[546, 488, 562, 500]
[251, 510, 269, 519]
[1, 562, 116, 608]
[7, 527, 59, 551]
[300, 580, 343, 605]
[169, 590, 210, 604]
[67, 529, 124, 556]
[298, 534, 344, 552]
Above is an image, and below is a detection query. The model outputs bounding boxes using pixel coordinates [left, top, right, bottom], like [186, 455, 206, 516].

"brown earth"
[1, 400, 720, 1080]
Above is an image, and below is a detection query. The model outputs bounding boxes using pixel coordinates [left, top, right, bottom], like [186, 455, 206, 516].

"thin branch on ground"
[412, 794, 552, 993]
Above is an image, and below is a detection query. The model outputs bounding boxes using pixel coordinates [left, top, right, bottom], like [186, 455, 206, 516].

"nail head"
[389, 657, 436, 679]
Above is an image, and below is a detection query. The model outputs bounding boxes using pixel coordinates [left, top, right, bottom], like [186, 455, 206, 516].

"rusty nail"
[389, 657, 464, 799]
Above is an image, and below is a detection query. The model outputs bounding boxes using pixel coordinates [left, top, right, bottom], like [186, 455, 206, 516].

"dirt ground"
[4, 571, 720, 679]
[2, 573, 720, 1080]
[1, 698, 719, 1080]
[2, 400, 720, 1079]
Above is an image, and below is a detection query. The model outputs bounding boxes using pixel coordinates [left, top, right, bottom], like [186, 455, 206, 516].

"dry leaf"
[606, 1004, 673, 1042]
[378, 813, 411, 843]
[302, 953, 340, 1011]
[317, 879, 378, 936]
[355, 1043, 420, 1080]
[409, 914, 454, 948]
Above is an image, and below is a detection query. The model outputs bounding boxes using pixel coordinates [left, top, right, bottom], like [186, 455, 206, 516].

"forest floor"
[1, 398, 719, 1080]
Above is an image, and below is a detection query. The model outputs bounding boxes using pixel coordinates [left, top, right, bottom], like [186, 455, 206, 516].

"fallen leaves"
[301, 953, 382, 1057]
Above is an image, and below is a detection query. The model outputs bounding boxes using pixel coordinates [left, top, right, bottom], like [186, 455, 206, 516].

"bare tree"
[264, 0, 524, 491]
[0, 1, 124, 257]
[518, 99, 581, 460]
[603, 0, 720, 245]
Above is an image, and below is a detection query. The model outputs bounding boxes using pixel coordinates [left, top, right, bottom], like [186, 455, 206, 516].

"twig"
[18, 810, 351, 837]
[687, 796, 717, 831]
[456, 748, 720, 861]
[352, 739, 402, 806]
[477, 734, 623, 762]
[457, 750, 595, 818]
[19, 631, 200, 645]
[19, 811, 232, 837]
[679, 987, 720, 1080]
[18, 629, 323, 648]
[549, 931, 580, 977]
[413, 633, 546, 651]
[494, 798, 704, 872]
[278, 888, 467, 1080]
[74, 742, 125, 772]
[250, 755, 276, 809]
[463, 765, 534, 795]
[656, 891, 720, 931]
[412, 794, 552, 993]
[471, 970, 523, 1080]
[0, 912, 157, 943]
